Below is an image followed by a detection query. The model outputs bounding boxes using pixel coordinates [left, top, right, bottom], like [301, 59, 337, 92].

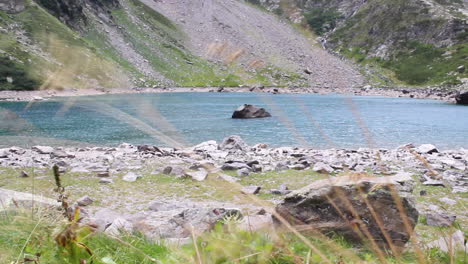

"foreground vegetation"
[0, 165, 466, 263]
[0, 209, 464, 264]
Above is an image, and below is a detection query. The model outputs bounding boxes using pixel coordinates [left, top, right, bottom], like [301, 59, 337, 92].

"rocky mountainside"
[0, 0, 362, 91]
[254, 0, 468, 87]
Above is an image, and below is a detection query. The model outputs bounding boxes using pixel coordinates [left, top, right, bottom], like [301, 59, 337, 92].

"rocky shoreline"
[0, 136, 466, 249]
[0, 85, 463, 103]
[1, 137, 466, 191]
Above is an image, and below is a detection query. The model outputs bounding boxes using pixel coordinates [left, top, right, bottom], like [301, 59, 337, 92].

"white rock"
[105, 218, 133, 236]
[32, 146, 54, 154]
[427, 230, 467, 253]
[312, 162, 334, 174]
[439, 197, 456, 205]
[193, 140, 218, 152]
[99, 178, 113, 184]
[237, 168, 251, 177]
[122, 172, 140, 182]
[184, 169, 208, 181]
[415, 144, 438, 154]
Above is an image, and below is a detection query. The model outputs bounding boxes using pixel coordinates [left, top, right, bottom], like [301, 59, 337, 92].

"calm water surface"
[0, 93, 467, 149]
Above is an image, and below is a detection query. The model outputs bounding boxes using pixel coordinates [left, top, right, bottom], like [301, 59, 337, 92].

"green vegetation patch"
[0, 56, 40, 90]
[304, 8, 343, 36]
[381, 42, 467, 86]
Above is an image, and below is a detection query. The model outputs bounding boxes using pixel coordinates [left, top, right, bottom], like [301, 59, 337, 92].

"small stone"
[122, 172, 139, 182]
[222, 162, 250, 171]
[275, 161, 290, 171]
[251, 164, 263, 172]
[423, 180, 445, 187]
[169, 166, 185, 177]
[32, 146, 54, 154]
[0, 150, 8, 158]
[439, 197, 456, 205]
[76, 196, 94, 207]
[99, 178, 113, 184]
[237, 168, 251, 177]
[162, 166, 172, 175]
[415, 144, 438, 154]
[420, 190, 427, 196]
[184, 169, 208, 181]
[427, 230, 467, 253]
[148, 202, 176, 212]
[452, 186, 468, 194]
[241, 186, 261, 195]
[426, 213, 456, 227]
[97, 171, 110, 177]
[217, 174, 240, 183]
[289, 164, 306, 170]
[270, 189, 291, 195]
[312, 162, 334, 174]
[20, 171, 29, 178]
[105, 218, 133, 236]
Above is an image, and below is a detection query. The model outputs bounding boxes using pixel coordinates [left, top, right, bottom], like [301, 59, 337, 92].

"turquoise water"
[0, 93, 467, 149]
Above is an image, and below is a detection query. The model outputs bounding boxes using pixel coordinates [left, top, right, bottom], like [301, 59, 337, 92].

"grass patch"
[380, 42, 467, 86]
[0, 209, 464, 264]
[0, 56, 40, 90]
[304, 8, 343, 36]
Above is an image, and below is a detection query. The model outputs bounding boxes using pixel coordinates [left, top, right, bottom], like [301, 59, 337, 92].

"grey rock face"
[275, 175, 418, 249]
[455, 91, 468, 105]
[232, 104, 271, 119]
[426, 213, 456, 227]
[0, 0, 25, 13]
[221, 162, 250, 171]
[218, 136, 248, 152]
[312, 162, 334, 174]
[76, 195, 94, 207]
[237, 168, 251, 177]
[184, 169, 208, 181]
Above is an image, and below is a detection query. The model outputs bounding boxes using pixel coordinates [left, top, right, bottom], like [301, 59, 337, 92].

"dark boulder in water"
[232, 104, 271, 119]
[455, 91, 468, 105]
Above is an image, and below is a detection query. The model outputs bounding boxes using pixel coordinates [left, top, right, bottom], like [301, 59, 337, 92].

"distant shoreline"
[0, 86, 460, 103]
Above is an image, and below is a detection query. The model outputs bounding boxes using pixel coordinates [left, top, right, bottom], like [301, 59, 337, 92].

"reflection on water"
[0, 93, 467, 149]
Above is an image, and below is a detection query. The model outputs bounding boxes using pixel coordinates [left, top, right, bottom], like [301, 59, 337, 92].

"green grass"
[316, 0, 468, 87]
[0, 56, 40, 90]
[0, 165, 466, 263]
[304, 8, 343, 36]
[0, 209, 464, 264]
[381, 42, 467, 86]
[0, 2, 127, 90]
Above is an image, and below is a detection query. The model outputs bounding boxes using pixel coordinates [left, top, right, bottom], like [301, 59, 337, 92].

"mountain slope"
[140, 0, 363, 89]
[255, 0, 468, 87]
[0, 0, 363, 90]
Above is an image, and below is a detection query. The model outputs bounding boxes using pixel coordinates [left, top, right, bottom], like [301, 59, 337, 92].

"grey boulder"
[275, 174, 418, 250]
[219, 136, 248, 152]
[232, 104, 271, 119]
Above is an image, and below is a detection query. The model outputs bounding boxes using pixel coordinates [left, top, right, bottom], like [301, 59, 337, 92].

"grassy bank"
[0, 165, 466, 263]
[0, 209, 463, 263]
